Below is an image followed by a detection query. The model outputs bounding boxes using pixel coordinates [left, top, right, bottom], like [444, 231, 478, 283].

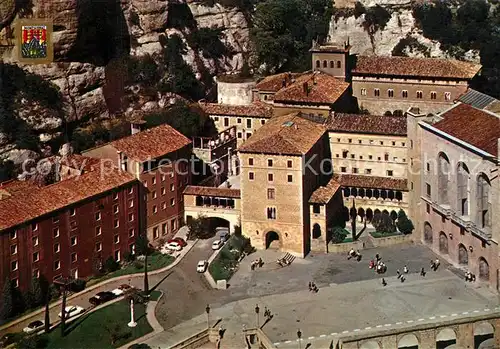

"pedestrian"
[430, 260, 436, 271]
[259, 257, 263, 268]
[400, 276, 405, 283]
[308, 281, 312, 291]
[472, 273, 476, 282]
[375, 253, 380, 261]
[435, 259, 440, 270]
[420, 267, 426, 277]
[403, 265, 409, 274]
[397, 269, 401, 279]
[382, 278, 387, 286]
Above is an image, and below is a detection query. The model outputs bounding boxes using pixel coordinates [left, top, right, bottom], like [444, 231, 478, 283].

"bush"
[396, 210, 415, 234]
[48, 284, 61, 300]
[124, 251, 136, 263]
[372, 212, 396, 233]
[104, 257, 120, 273]
[71, 279, 86, 292]
[134, 261, 144, 270]
[331, 227, 349, 243]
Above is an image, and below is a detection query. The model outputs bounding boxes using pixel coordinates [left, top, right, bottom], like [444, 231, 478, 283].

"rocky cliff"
[0, 0, 249, 163]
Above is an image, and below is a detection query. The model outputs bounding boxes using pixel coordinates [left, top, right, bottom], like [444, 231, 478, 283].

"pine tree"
[1, 278, 14, 320]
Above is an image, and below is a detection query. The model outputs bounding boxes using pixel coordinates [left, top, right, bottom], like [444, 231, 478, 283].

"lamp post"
[205, 304, 211, 329]
[128, 298, 137, 327]
[297, 329, 302, 349]
[255, 304, 260, 329]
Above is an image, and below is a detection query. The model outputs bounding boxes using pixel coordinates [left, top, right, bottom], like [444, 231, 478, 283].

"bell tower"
[310, 37, 351, 81]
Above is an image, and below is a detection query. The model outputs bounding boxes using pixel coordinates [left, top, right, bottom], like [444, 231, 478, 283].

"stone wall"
[217, 79, 256, 105]
[368, 232, 413, 247]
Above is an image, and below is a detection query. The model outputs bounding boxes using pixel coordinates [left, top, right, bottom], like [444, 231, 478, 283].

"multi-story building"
[407, 102, 500, 290]
[84, 123, 192, 243]
[0, 155, 141, 292]
[326, 113, 409, 221]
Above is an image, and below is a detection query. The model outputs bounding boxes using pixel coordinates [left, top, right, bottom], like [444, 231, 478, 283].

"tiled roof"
[238, 112, 326, 155]
[309, 177, 341, 204]
[0, 163, 137, 231]
[183, 185, 241, 198]
[255, 72, 302, 92]
[111, 124, 191, 162]
[458, 89, 497, 109]
[273, 71, 350, 105]
[56, 154, 102, 171]
[353, 56, 481, 79]
[326, 113, 407, 136]
[432, 103, 500, 156]
[333, 174, 408, 191]
[198, 101, 273, 118]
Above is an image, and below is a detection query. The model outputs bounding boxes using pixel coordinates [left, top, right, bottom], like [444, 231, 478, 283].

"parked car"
[212, 240, 224, 250]
[216, 227, 230, 242]
[197, 260, 208, 273]
[172, 237, 187, 247]
[23, 320, 44, 334]
[166, 241, 182, 251]
[89, 291, 116, 306]
[58, 305, 85, 319]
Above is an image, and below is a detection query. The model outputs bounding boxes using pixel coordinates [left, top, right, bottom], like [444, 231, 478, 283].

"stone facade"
[216, 77, 256, 105]
[212, 114, 269, 147]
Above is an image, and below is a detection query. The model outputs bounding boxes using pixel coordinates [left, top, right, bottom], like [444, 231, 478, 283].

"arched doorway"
[436, 328, 456, 349]
[374, 209, 381, 216]
[398, 334, 419, 348]
[458, 244, 468, 265]
[439, 232, 448, 254]
[312, 224, 321, 239]
[360, 341, 380, 349]
[265, 231, 280, 249]
[366, 208, 374, 222]
[478, 257, 490, 281]
[390, 210, 398, 222]
[358, 208, 365, 222]
[474, 321, 494, 349]
[424, 222, 433, 244]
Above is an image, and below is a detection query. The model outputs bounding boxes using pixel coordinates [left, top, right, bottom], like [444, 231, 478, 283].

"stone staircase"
[282, 252, 296, 265]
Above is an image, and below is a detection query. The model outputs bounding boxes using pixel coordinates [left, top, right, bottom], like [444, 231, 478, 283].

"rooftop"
[238, 112, 326, 155]
[183, 185, 241, 198]
[333, 173, 408, 191]
[254, 72, 302, 92]
[273, 71, 350, 105]
[326, 113, 407, 136]
[432, 103, 500, 157]
[0, 159, 136, 231]
[310, 42, 351, 53]
[110, 124, 191, 162]
[198, 101, 273, 118]
[353, 56, 481, 80]
[309, 177, 341, 204]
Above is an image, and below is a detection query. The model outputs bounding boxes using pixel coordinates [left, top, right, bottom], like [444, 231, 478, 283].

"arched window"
[316, 60, 320, 68]
[477, 174, 491, 228]
[323, 60, 327, 68]
[438, 153, 450, 205]
[337, 61, 341, 68]
[330, 61, 334, 68]
[457, 163, 469, 216]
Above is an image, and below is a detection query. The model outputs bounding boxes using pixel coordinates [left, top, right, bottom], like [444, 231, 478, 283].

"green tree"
[187, 214, 213, 239]
[372, 212, 396, 234]
[0, 160, 15, 182]
[1, 279, 14, 320]
[31, 276, 46, 308]
[23, 290, 35, 311]
[251, 0, 334, 73]
[135, 234, 150, 294]
[104, 256, 120, 273]
[396, 209, 415, 234]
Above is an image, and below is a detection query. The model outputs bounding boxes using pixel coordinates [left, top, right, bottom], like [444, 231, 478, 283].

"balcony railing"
[195, 196, 236, 210]
[192, 126, 237, 150]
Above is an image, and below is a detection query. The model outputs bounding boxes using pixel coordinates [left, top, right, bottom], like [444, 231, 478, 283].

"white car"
[197, 260, 208, 273]
[212, 240, 223, 250]
[58, 305, 85, 319]
[23, 320, 44, 334]
[166, 241, 182, 251]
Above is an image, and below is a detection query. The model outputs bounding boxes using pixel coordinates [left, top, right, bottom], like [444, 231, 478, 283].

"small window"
[287, 160, 293, 168]
[71, 236, 77, 246]
[267, 207, 277, 220]
[361, 88, 367, 96]
[224, 118, 229, 127]
[128, 187, 134, 194]
[368, 155, 373, 160]
[170, 198, 175, 206]
[352, 168, 358, 174]
[129, 228, 135, 238]
[402, 90, 408, 98]
[267, 188, 275, 200]
[248, 158, 254, 166]
[32, 223, 38, 231]
[348, 139, 352, 143]
[426, 183, 431, 197]
[114, 235, 120, 244]
[96, 242, 102, 252]
[33, 252, 39, 262]
[151, 191, 157, 199]
[114, 219, 119, 228]
[342, 150, 348, 158]
[11, 260, 18, 271]
[387, 170, 393, 176]
[330, 60, 334, 68]
[249, 172, 254, 180]
[430, 91, 437, 100]
[267, 159, 273, 167]
[114, 250, 121, 262]
[374, 88, 380, 97]
[32, 236, 39, 246]
[337, 138, 341, 142]
[261, 119, 266, 125]
[351, 154, 355, 159]
[246, 119, 252, 128]
[388, 89, 394, 98]
[161, 174, 166, 182]
[162, 201, 167, 210]
[53, 216, 60, 224]
[380, 141, 384, 145]
[268, 173, 274, 182]
[128, 200, 134, 209]
[71, 253, 77, 263]
[96, 226, 102, 236]
[393, 157, 398, 162]
[341, 167, 347, 173]
[426, 162, 430, 171]
[12, 278, 19, 288]
[313, 204, 321, 214]
[323, 60, 327, 68]
[153, 205, 158, 214]
[444, 92, 451, 101]
[237, 132, 242, 138]
[384, 153, 389, 161]
[358, 140, 362, 144]
[316, 60, 320, 68]
[246, 132, 252, 139]
[10, 244, 17, 255]
[153, 227, 159, 239]
[33, 269, 40, 278]
[95, 212, 101, 221]
[152, 177, 156, 185]
[53, 228, 60, 238]
[416, 91, 423, 99]
[392, 141, 396, 146]
[402, 142, 406, 147]
[113, 192, 119, 200]
[365, 169, 372, 174]
[54, 243, 60, 253]
[426, 203, 430, 213]
[337, 61, 341, 68]
[287, 175, 293, 183]
[70, 208, 76, 216]
[237, 118, 242, 124]
[128, 213, 134, 222]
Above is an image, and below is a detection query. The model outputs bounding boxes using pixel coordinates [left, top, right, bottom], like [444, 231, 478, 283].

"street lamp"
[205, 304, 211, 329]
[127, 298, 137, 328]
[255, 304, 260, 329]
[297, 329, 302, 349]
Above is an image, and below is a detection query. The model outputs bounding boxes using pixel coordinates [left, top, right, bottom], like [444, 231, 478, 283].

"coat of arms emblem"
[16, 20, 54, 64]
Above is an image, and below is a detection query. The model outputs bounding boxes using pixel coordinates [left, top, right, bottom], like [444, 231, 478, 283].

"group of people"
[348, 248, 362, 262]
[264, 306, 273, 320]
[396, 265, 409, 282]
[308, 281, 319, 293]
[465, 271, 476, 282]
[369, 254, 387, 274]
[430, 259, 440, 271]
[276, 257, 291, 267]
[250, 258, 264, 270]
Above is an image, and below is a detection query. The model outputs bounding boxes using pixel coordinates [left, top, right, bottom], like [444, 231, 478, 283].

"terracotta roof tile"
[353, 56, 481, 79]
[183, 185, 241, 198]
[0, 163, 137, 231]
[255, 72, 302, 92]
[198, 101, 273, 118]
[333, 174, 407, 191]
[111, 124, 191, 162]
[433, 103, 500, 156]
[238, 112, 326, 155]
[309, 177, 341, 204]
[326, 113, 407, 136]
[273, 72, 350, 105]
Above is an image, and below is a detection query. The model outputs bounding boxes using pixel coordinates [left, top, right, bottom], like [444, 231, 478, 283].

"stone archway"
[439, 232, 448, 254]
[366, 208, 374, 222]
[360, 340, 381, 349]
[474, 321, 495, 349]
[358, 208, 365, 222]
[458, 244, 468, 265]
[479, 257, 490, 281]
[312, 224, 321, 239]
[265, 231, 280, 249]
[436, 328, 456, 349]
[398, 333, 419, 348]
[424, 222, 433, 244]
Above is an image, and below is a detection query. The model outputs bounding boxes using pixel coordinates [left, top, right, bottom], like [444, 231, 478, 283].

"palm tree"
[135, 234, 150, 294]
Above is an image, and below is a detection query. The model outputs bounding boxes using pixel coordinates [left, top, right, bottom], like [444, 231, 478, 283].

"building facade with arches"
[407, 102, 500, 290]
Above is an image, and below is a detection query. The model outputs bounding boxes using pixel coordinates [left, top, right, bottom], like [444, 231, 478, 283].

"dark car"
[89, 291, 115, 306]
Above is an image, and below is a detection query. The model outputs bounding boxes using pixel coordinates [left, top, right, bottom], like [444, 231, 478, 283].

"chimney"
[117, 151, 123, 170]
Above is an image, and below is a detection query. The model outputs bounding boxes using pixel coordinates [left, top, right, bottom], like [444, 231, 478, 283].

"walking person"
[420, 267, 426, 277]
[403, 265, 409, 274]
[382, 278, 387, 286]
[397, 269, 401, 279]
